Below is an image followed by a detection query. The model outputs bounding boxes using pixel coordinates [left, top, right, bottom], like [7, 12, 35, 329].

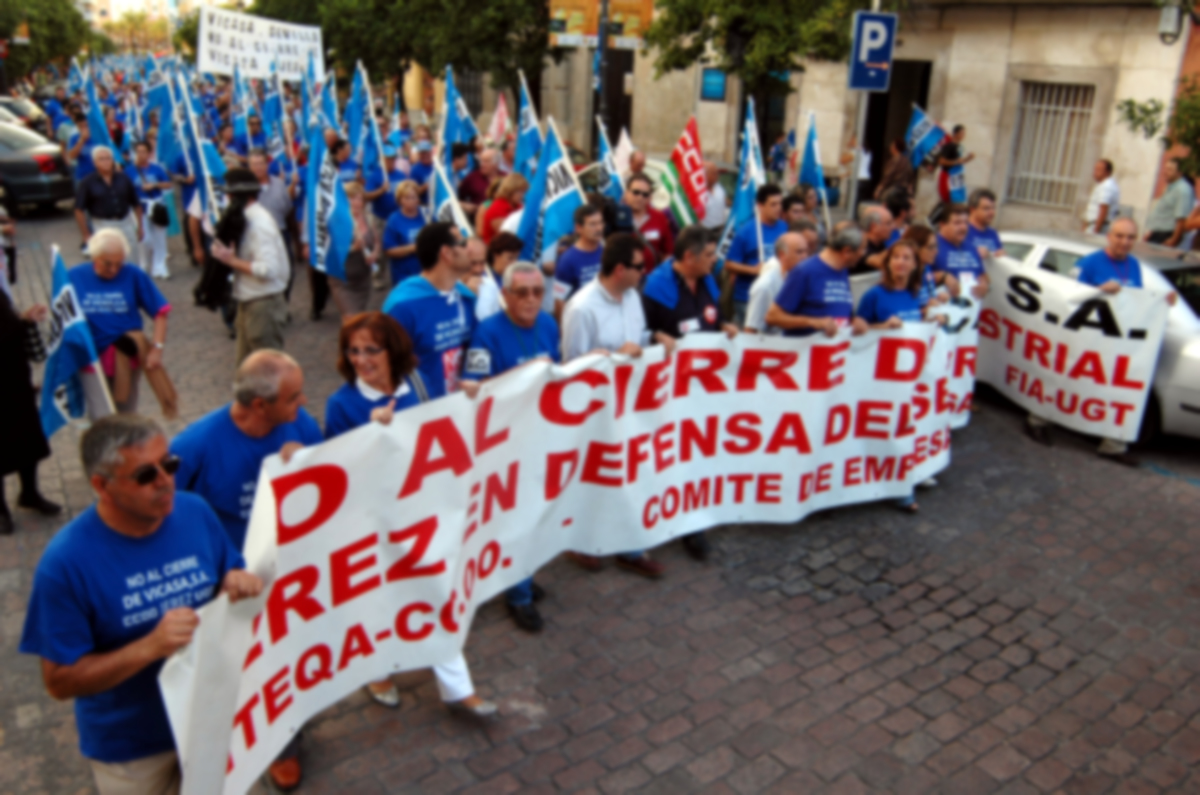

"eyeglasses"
[348, 345, 385, 357]
[630, 190, 652, 199]
[509, 286, 545, 299]
[627, 261, 645, 271]
[120, 454, 181, 487]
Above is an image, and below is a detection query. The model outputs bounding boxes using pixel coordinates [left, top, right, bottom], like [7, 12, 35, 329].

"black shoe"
[530, 581, 546, 602]
[17, 493, 62, 516]
[507, 602, 544, 633]
[1098, 451, 1139, 467]
[682, 532, 710, 561]
[1024, 422, 1053, 447]
[0, 513, 12, 535]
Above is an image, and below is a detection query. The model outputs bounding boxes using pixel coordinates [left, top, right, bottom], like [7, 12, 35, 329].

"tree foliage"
[644, 0, 876, 95]
[174, 10, 200, 63]
[0, 0, 89, 78]
[1166, 78, 1200, 178]
[102, 11, 172, 54]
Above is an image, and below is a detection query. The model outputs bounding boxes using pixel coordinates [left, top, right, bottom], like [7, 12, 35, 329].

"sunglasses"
[121, 454, 181, 487]
[627, 262, 645, 271]
[510, 286, 545, 299]
[630, 190, 652, 199]
[347, 345, 384, 357]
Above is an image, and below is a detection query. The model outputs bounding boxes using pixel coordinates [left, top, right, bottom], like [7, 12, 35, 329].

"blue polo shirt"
[325, 377, 423, 439]
[69, 263, 170, 352]
[554, 245, 603, 300]
[857, 284, 924, 324]
[382, 209, 427, 286]
[1076, 250, 1142, 289]
[126, 162, 169, 203]
[726, 217, 789, 302]
[383, 276, 477, 399]
[964, 224, 1003, 256]
[464, 311, 560, 380]
[20, 494, 242, 763]
[933, 235, 986, 281]
[69, 132, 97, 180]
[773, 255, 854, 338]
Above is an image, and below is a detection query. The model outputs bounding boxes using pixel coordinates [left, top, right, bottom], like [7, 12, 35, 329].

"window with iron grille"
[458, 70, 483, 118]
[1005, 82, 1095, 209]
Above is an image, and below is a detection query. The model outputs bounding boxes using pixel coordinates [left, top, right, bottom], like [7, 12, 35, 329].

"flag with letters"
[663, 116, 709, 225]
[906, 105, 945, 168]
[716, 101, 766, 270]
[39, 247, 100, 439]
[306, 120, 353, 280]
[430, 160, 474, 240]
[517, 118, 583, 262]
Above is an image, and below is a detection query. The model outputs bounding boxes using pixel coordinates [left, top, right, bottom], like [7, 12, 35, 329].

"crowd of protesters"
[2, 68, 1179, 795]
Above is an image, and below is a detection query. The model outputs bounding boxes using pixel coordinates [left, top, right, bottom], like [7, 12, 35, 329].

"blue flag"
[441, 65, 480, 178]
[232, 64, 256, 155]
[154, 79, 182, 176]
[85, 80, 122, 166]
[305, 120, 353, 280]
[320, 71, 340, 131]
[176, 73, 226, 226]
[39, 248, 100, 439]
[429, 160, 474, 240]
[68, 59, 85, 94]
[301, 52, 316, 131]
[516, 118, 584, 262]
[515, 72, 542, 180]
[263, 61, 290, 165]
[946, 163, 967, 203]
[906, 105, 945, 168]
[799, 112, 829, 202]
[345, 66, 367, 165]
[717, 102, 766, 270]
[595, 117, 623, 202]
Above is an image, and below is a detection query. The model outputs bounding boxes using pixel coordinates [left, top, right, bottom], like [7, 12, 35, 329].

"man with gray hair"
[767, 223, 869, 338]
[74, 144, 142, 255]
[20, 414, 262, 795]
[169, 350, 322, 552]
[745, 230, 810, 335]
[464, 261, 560, 631]
[853, 204, 893, 273]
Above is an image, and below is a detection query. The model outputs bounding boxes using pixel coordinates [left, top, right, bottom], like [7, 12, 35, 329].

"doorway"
[862, 60, 932, 199]
[598, 48, 634, 150]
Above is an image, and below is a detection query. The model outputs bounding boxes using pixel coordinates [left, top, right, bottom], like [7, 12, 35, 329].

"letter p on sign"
[848, 11, 898, 92]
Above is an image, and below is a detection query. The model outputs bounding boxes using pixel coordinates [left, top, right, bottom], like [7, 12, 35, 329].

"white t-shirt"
[703, 183, 729, 230]
[561, 279, 650, 361]
[744, 257, 785, 335]
[1085, 176, 1120, 224]
[474, 269, 503, 321]
[232, 203, 290, 301]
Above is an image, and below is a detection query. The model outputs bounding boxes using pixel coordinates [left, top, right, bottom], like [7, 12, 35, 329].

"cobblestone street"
[2, 211, 1199, 795]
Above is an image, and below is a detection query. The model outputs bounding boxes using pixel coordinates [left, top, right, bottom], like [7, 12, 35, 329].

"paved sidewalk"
[2, 212, 1198, 795]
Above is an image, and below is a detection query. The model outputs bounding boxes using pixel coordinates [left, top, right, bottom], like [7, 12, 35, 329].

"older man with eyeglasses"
[20, 414, 262, 795]
[621, 173, 674, 271]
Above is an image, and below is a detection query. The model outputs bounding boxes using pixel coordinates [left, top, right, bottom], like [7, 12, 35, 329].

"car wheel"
[1136, 393, 1161, 447]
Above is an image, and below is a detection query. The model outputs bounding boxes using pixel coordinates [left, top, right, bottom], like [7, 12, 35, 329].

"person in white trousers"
[127, 141, 172, 280]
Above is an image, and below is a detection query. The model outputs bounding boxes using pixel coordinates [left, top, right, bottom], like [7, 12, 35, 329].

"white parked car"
[998, 230, 1200, 442]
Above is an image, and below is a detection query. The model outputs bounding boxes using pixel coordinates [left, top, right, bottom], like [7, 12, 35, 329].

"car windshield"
[7, 98, 39, 116]
[0, 123, 47, 150]
[1161, 266, 1200, 316]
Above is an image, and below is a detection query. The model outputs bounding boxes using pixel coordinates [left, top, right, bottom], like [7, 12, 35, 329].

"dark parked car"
[0, 123, 73, 213]
[0, 96, 50, 135]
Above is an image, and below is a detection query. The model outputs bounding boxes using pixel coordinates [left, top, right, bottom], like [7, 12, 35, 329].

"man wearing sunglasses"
[463, 261, 560, 632]
[622, 174, 674, 271]
[21, 414, 262, 795]
[562, 233, 676, 580]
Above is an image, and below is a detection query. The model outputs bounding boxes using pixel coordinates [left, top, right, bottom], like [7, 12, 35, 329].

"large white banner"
[162, 329, 974, 794]
[197, 7, 323, 81]
[978, 259, 1169, 441]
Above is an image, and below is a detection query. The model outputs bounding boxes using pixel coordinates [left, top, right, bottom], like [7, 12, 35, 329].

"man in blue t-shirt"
[67, 115, 98, 181]
[464, 262, 559, 633]
[1025, 217, 1178, 464]
[20, 415, 262, 790]
[553, 203, 605, 307]
[933, 203, 990, 299]
[724, 183, 789, 327]
[410, 141, 435, 196]
[767, 224, 869, 338]
[965, 188, 1006, 260]
[383, 222, 480, 400]
[171, 350, 323, 552]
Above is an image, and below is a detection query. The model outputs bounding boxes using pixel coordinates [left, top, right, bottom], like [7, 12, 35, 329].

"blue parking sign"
[848, 11, 898, 92]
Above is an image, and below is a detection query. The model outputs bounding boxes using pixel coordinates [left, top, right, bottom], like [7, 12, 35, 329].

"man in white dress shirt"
[1083, 159, 1120, 234]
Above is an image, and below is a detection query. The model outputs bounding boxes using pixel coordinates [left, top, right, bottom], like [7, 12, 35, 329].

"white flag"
[487, 92, 510, 144]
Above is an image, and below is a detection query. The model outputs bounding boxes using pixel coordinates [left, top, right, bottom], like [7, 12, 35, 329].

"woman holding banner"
[324, 311, 498, 717]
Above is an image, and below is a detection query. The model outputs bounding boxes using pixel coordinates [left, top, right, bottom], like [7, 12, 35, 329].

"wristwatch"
[153, 342, 165, 350]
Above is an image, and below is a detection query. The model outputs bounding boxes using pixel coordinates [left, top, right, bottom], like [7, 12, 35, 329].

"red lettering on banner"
[912, 383, 931, 420]
[936, 379, 957, 414]
[765, 413, 813, 454]
[545, 451, 579, 499]
[978, 308, 999, 339]
[386, 517, 447, 581]
[894, 403, 917, 438]
[440, 590, 460, 633]
[798, 464, 834, 502]
[954, 346, 977, 377]
[825, 405, 851, 444]
[866, 456, 896, 482]
[1112, 402, 1135, 425]
[810, 342, 850, 390]
[845, 457, 862, 485]
[1082, 398, 1105, 421]
[394, 602, 435, 641]
[540, 371, 609, 425]
[724, 413, 762, 454]
[680, 416, 718, 460]
[1067, 351, 1107, 385]
[635, 359, 672, 411]
[330, 534, 381, 607]
[581, 442, 623, 486]
[474, 397, 509, 455]
[295, 644, 334, 690]
[483, 462, 518, 523]
[756, 474, 782, 503]
[266, 566, 324, 643]
[875, 338, 926, 382]
[1024, 331, 1051, 368]
[398, 419, 473, 497]
[272, 465, 348, 545]
[1111, 356, 1144, 390]
[661, 487, 680, 519]
[653, 424, 676, 471]
[613, 364, 633, 418]
[232, 693, 261, 749]
[683, 479, 710, 510]
[263, 666, 292, 724]
[674, 349, 729, 397]
[643, 497, 659, 528]
[854, 401, 892, 440]
[337, 624, 375, 670]
[627, 434, 651, 483]
[736, 350, 799, 391]
[1000, 317, 1024, 350]
[728, 473, 754, 503]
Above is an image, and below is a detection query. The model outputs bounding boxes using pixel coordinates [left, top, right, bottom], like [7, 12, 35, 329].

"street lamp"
[1160, 0, 1189, 45]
